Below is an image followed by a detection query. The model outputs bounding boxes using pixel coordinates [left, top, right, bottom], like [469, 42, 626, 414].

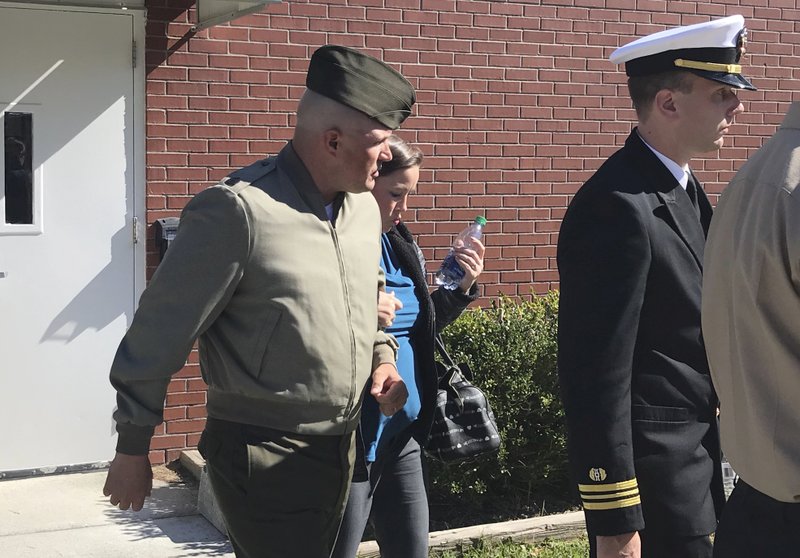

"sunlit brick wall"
[144, 0, 799, 463]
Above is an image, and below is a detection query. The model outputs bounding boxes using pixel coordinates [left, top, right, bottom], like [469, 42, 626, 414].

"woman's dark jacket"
[359, 221, 478, 488]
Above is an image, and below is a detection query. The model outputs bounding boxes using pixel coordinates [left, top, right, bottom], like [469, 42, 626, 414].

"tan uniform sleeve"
[372, 265, 399, 369]
[110, 186, 250, 455]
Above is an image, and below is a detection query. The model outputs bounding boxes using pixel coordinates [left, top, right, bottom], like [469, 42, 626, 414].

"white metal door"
[0, 5, 140, 472]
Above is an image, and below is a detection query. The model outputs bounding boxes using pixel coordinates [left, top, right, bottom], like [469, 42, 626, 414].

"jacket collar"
[625, 130, 708, 269]
[386, 223, 427, 286]
[277, 142, 344, 221]
[779, 102, 800, 131]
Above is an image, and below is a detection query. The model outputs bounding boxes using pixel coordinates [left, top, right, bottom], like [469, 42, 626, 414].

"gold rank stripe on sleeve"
[578, 478, 641, 511]
[580, 488, 639, 500]
[583, 495, 642, 511]
[578, 478, 638, 492]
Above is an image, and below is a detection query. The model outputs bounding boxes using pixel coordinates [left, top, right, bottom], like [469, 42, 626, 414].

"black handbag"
[424, 336, 501, 462]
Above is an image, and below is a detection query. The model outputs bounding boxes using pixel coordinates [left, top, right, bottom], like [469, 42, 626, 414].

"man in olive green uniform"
[102, 45, 414, 558]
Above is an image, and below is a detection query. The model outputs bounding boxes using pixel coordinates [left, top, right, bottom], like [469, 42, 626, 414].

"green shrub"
[428, 292, 577, 525]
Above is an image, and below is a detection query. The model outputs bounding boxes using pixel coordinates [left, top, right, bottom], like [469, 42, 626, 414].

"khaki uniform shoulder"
[221, 158, 278, 193]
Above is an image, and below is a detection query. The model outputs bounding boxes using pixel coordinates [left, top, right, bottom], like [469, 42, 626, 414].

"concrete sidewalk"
[0, 469, 233, 558]
[0, 466, 586, 557]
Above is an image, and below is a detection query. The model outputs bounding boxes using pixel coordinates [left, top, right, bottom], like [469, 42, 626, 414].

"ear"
[323, 128, 341, 156]
[653, 88, 678, 120]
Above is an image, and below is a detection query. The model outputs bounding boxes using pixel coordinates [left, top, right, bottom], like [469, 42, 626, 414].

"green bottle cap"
[474, 216, 487, 226]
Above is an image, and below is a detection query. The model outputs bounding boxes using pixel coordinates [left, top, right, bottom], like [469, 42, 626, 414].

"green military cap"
[306, 44, 416, 130]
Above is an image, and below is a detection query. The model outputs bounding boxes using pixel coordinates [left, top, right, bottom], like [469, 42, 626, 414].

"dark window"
[4, 112, 33, 224]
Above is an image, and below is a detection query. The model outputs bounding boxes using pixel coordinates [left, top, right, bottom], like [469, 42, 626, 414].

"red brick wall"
[144, 0, 799, 464]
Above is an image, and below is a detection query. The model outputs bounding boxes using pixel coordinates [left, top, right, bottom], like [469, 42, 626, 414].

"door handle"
[0, 272, 6, 278]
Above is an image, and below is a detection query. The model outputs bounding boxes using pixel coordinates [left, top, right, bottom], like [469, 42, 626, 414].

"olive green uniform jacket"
[111, 143, 397, 455]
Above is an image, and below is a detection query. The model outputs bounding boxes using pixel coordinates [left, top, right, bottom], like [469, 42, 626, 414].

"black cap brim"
[688, 69, 756, 91]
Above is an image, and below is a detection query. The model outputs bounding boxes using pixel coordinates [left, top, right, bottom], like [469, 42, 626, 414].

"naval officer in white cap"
[557, 15, 754, 558]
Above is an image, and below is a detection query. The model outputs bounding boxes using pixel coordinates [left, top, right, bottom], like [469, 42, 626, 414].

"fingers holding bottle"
[454, 237, 485, 293]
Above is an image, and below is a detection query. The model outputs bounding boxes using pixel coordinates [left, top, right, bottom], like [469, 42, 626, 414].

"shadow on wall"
[145, 0, 197, 73]
[41, 226, 131, 342]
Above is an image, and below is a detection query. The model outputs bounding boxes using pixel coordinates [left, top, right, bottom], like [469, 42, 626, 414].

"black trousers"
[589, 530, 712, 558]
[713, 479, 800, 558]
[199, 418, 355, 558]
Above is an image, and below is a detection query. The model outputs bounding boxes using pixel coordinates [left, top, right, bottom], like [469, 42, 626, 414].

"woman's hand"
[454, 237, 485, 293]
[378, 290, 403, 328]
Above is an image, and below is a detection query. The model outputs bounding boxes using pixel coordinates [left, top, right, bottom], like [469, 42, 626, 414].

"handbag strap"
[435, 335, 457, 367]
[435, 335, 475, 382]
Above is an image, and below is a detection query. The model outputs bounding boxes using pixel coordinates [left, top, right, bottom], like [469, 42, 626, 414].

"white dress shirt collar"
[637, 131, 690, 190]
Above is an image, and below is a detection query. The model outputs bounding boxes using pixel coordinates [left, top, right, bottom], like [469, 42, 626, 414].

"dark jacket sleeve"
[402, 224, 478, 332]
[430, 284, 478, 333]
[556, 187, 649, 536]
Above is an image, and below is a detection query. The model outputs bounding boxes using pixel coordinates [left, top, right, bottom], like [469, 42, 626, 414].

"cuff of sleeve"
[373, 337, 399, 370]
[115, 422, 155, 455]
[458, 282, 480, 301]
[580, 478, 645, 535]
[584, 504, 645, 537]
[373, 350, 396, 371]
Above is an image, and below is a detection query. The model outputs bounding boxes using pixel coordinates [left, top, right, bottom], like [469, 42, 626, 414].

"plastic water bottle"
[435, 216, 487, 290]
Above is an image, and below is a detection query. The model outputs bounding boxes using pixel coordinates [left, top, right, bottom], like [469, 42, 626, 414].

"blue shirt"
[361, 233, 422, 462]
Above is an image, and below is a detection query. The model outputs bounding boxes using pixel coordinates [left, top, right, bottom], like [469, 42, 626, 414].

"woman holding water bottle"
[331, 135, 485, 558]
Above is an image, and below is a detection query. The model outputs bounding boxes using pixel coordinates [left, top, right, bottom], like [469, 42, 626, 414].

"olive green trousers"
[199, 418, 356, 558]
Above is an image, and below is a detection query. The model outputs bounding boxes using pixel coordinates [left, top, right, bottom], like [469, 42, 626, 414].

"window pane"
[4, 112, 33, 224]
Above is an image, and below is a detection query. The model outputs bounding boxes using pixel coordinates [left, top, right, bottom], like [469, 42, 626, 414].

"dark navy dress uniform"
[556, 15, 756, 556]
[557, 130, 724, 543]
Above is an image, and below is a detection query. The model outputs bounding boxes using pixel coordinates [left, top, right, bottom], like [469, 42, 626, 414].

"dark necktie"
[686, 174, 701, 219]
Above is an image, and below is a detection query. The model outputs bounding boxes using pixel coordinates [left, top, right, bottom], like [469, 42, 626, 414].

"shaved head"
[295, 89, 377, 139]
[291, 89, 394, 203]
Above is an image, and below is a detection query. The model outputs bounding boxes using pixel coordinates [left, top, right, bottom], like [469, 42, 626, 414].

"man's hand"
[103, 452, 153, 511]
[597, 532, 641, 558]
[378, 290, 403, 328]
[370, 362, 408, 416]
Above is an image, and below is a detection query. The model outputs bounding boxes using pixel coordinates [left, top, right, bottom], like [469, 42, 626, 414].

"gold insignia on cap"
[737, 28, 748, 59]
[673, 59, 743, 74]
[588, 467, 607, 482]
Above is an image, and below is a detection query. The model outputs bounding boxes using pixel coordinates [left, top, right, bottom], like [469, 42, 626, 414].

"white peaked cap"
[609, 15, 755, 91]
[610, 15, 745, 64]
